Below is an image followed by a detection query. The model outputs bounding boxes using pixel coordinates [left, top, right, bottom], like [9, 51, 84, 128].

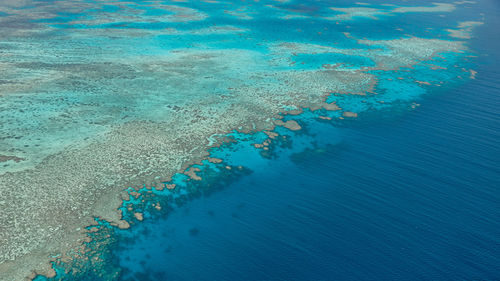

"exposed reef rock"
[0, 0, 474, 279]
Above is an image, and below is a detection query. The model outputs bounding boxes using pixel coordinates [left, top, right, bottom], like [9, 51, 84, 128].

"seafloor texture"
[0, 0, 489, 280]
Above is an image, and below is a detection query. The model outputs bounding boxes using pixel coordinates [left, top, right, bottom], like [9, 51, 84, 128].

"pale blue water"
[25, 0, 500, 280]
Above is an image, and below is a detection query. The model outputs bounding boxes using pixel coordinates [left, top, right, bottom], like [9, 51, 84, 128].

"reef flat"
[0, 0, 483, 279]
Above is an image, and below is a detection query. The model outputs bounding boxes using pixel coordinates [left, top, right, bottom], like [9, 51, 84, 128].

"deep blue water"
[24, 0, 500, 280]
[111, 5, 500, 280]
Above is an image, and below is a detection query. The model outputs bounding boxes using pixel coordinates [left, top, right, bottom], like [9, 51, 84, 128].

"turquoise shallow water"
[1, 0, 498, 280]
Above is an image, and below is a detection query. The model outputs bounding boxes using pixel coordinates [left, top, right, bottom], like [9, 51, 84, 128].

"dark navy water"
[111, 6, 500, 280]
[23, 1, 498, 280]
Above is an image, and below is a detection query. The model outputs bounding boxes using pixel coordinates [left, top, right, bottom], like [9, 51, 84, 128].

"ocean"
[4, 0, 497, 280]
[112, 3, 499, 280]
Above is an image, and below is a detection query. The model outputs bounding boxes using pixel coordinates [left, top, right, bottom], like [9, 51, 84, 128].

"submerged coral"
[0, 0, 480, 279]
